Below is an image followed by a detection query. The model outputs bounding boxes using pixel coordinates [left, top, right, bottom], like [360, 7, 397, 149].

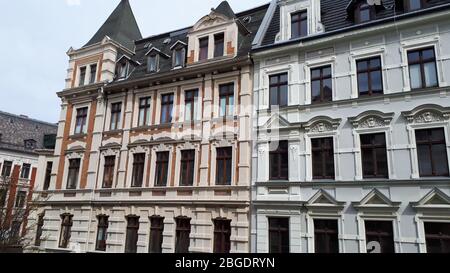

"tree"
[0, 173, 48, 253]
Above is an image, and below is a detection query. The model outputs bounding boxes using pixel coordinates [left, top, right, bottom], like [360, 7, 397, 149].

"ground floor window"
[365, 220, 395, 253]
[425, 222, 450, 253]
[314, 219, 339, 253]
[268, 217, 290, 253]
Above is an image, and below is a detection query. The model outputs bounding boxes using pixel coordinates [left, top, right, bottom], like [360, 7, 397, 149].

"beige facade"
[27, 0, 266, 253]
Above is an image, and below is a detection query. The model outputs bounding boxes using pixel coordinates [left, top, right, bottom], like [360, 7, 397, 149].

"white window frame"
[400, 36, 445, 92]
[357, 215, 400, 253]
[306, 214, 344, 253]
[262, 66, 292, 110]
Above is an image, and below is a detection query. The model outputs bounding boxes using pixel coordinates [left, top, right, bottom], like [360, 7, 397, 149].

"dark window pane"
[269, 141, 289, 180]
[132, 153, 145, 187]
[155, 152, 170, 187]
[365, 221, 394, 253]
[125, 216, 139, 253]
[216, 147, 232, 185]
[425, 222, 450, 253]
[314, 219, 339, 253]
[149, 216, 164, 253]
[416, 128, 449, 177]
[269, 218, 290, 253]
[214, 219, 231, 253]
[408, 47, 438, 89]
[357, 57, 383, 96]
[312, 138, 335, 180]
[360, 133, 388, 178]
[175, 217, 191, 253]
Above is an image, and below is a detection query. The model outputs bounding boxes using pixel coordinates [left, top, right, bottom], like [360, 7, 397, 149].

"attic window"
[24, 139, 37, 150]
[173, 48, 185, 68]
[355, 3, 375, 23]
[199, 37, 209, 61]
[148, 54, 159, 73]
[214, 33, 225, 58]
[405, 0, 425, 11]
[117, 61, 129, 79]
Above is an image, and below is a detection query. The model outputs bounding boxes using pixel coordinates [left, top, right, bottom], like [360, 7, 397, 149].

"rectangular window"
[406, 0, 423, 11]
[365, 221, 394, 253]
[89, 64, 97, 84]
[79, 67, 86, 86]
[11, 221, 21, 239]
[43, 162, 53, 190]
[199, 37, 209, 61]
[291, 11, 307, 39]
[138, 97, 151, 127]
[213, 218, 231, 253]
[102, 156, 115, 188]
[214, 33, 225, 58]
[216, 147, 232, 185]
[74, 107, 88, 134]
[59, 214, 73, 249]
[312, 138, 335, 180]
[425, 222, 450, 253]
[184, 89, 198, 121]
[311, 66, 332, 103]
[415, 128, 449, 177]
[180, 150, 195, 186]
[96, 215, 109, 251]
[15, 191, 27, 208]
[360, 133, 389, 179]
[148, 55, 158, 72]
[67, 159, 81, 190]
[357, 57, 383, 96]
[1, 161, 12, 177]
[314, 219, 339, 253]
[118, 62, 128, 79]
[219, 83, 234, 117]
[155, 152, 170, 187]
[174, 48, 185, 67]
[149, 216, 164, 253]
[160, 94, 174, 124]
[35, 213, 45, 247]
[110, 102, 122, 131]
[175, 217, 191, 253]
[0, 189, 6, 207]
[356, 3, 373, 23]
[268, 217, 290, 253]
[131, 153, 145, 188]
[269, 73, 288, 108]
[269, 141, 289, 181]
[408, 47, 438, 90]
[125, 216, 139, 253]
[20, 163, 31, 179]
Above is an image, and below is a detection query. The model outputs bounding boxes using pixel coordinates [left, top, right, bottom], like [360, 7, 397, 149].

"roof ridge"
[0, 110, 58, 127]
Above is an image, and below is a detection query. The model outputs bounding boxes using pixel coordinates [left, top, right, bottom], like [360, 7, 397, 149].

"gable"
[412, 188, 450, 211]
[353, 189, 401, 212]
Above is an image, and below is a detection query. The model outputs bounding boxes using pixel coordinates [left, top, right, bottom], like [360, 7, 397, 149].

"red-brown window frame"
[291, 10, 307, 38]
[415, 128, 449, 177]
[180, 150, 195, 186]
[216, 147, 232, 185]
[95, 215, 109, 251]
[131, 153, 145, 188]
[149, 216, 164, 253]
[311, 137, 335, 180]
[110, 102, 122, 130]
[213, 218, 231, 253]
[268, 217, 290, 253]
[102, 156, 115, 188]
[269, 73, 288, 108]
[125, 215, 139, 253]
[59, 213, 73, 249]
[360, 133, 389, 179]
[357, 56, 384, 96]
[311, 65, 333, 103]
[74, 107, 88, 134]
[269, 141, 289, 181]
[184, 89, 198, 121]
[138, 97, 151, 127]
[407, 47, 438, 90]
[199, 37, 209, 61]
[175, 217, 192, 253]
[155, 152, 170, 187]
[160, 94, 174, 124]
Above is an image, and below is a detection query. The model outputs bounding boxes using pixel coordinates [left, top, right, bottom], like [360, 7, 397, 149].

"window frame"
[290, 10, 308, 39]
[269, 73, 289, 108]
[311, 137, 335, 180]
[109, 102, 122, 131]
[404, 0, 426, 11]
[137, 97, 152, 127]
[102, 156, 116, 189]
[155, 151, 170, 187]
[269, 141, 289, 181]
[268, 217, 290, 253]
[355, 3, 375, 23]
[173, 47, 186, 68]
[407, 47, 439, 90]
[199, 37, 209, 61]
[74, 107, 88, 135]
[1, 160, 12, 177]
[313, 219, 339, 253]
[360, 132, 389, 179]
[215, 147, 233, 186]
[364, 220, 395, 253]
[20, 163, 31, 179]
[43, 162, 53, 190]
[160, 93, 174, 124]
[356, 56, 384, 97]
[184, 89, 198, 122]
[66, 158, 81, 190]
[175, 217, 192, 253]
[310, 65, 333, 104]
[214, 33, 225, 58]
[78, 66, 86, 86]
[415, 127, 449, 177]
[89, 64, 97, 84]
[213, 218, 232, 253]
[131, 153, 145, 188]
[58, 214, 73, 249]
[424, 221, 450, 253]
[179, 150, 195, 186]
[95, 215, 109, 252]
[124, 215, 140, 253]
[15, 191, 27, 208]
[218, 83, 235, 117]
[149, 216, 165, 253]
[147, 54, 159, 73]
[35, 213, 45, 247]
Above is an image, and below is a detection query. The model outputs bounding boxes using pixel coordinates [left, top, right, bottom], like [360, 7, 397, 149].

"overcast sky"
[0, 0, 269, 123]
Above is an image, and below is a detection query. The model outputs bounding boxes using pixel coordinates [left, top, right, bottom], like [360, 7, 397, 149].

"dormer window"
[148, 54, 159, 73]
[174, 48, 185, 68]
[214, 33, 225, 58]
[199, 37, 209, 61]
[355, 3, 374, 23]
[405, 0, 424, 11]
[24, 139, 37, 150]
[291, 11, 307, 39]
[117, 61, 129, 79]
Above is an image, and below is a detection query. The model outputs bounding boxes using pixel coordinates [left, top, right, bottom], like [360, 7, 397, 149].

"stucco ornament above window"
[348, 110, 395, 129]
[352, 189, 401, 213]
[305, 189, 346, 212]
[402, 104, 450, 124]
[410, 188, 450, 213]
[303, 116, 342, 133]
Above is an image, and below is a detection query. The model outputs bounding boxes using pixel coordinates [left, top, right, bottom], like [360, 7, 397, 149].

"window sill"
[69, 134, 87, 140]
[103, 129, 123, 135]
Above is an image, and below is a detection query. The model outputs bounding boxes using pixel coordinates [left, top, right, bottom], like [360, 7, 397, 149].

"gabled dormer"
[170, 40, 187, 68]
[346, 0, 385, 24]
[115, 55, 139, 80]
[187, 1, 248, 64]
[276, 0, 324, 42]
[145, 47, 170, 73]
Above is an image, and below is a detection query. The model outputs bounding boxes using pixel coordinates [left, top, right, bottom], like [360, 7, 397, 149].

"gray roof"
[257, 0, 450, 47]
[119, 2, 269, 82]
[0, 111, 58, 155]
[84, 0, 142, 51]
[214, 1, 237, 19]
